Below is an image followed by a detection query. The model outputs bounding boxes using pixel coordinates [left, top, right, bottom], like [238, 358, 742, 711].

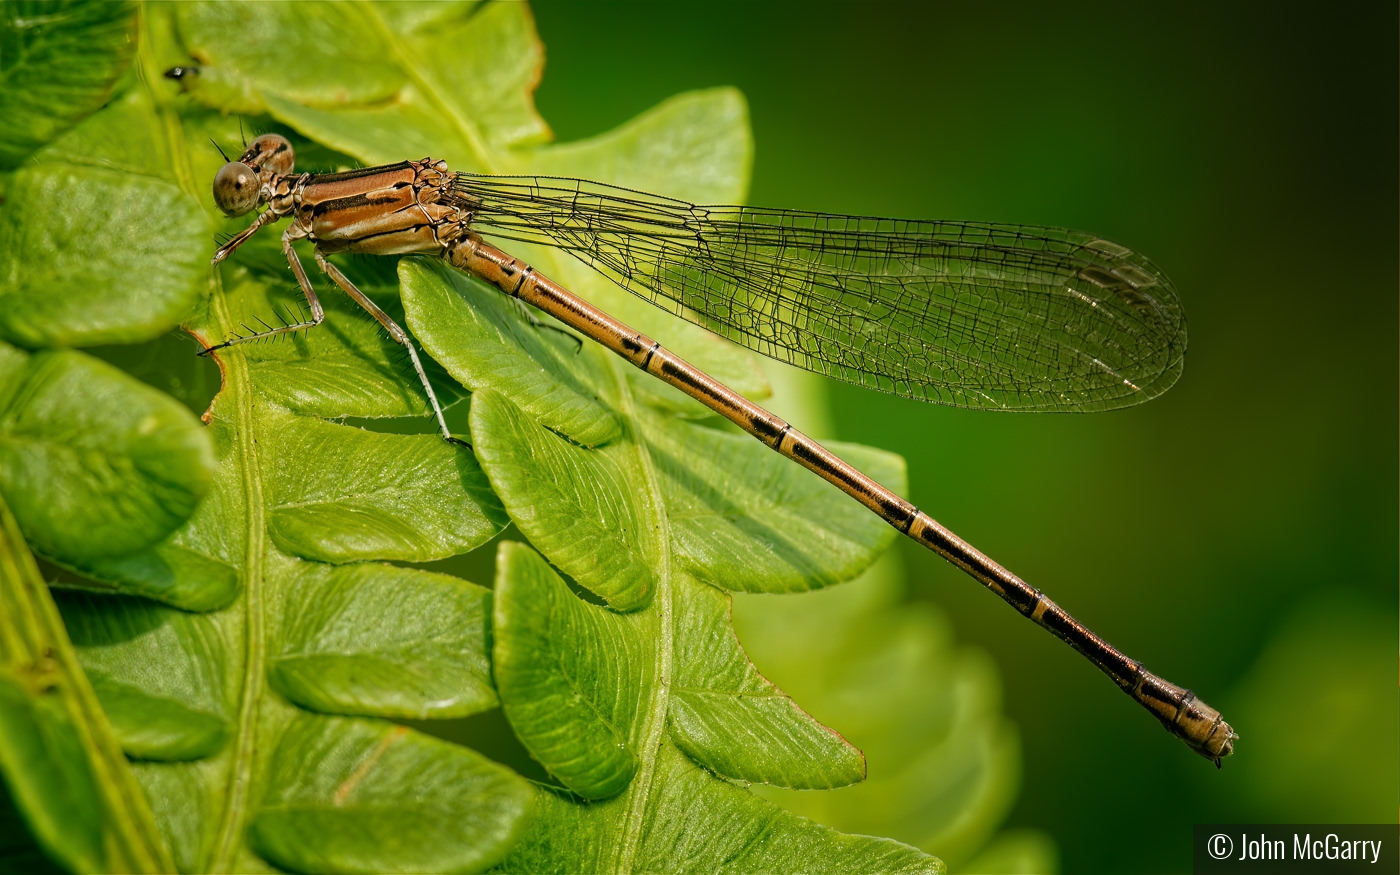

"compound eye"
[240, 133, 295, 178]
[213, 161, 260, 217]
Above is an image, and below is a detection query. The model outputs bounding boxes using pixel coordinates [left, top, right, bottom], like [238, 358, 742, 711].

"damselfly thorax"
[217, 150, 470, 258]
[206, 133, 1235, 766]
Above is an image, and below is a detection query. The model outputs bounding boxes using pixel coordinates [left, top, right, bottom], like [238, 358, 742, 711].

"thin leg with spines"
[200, 229, 326, 356]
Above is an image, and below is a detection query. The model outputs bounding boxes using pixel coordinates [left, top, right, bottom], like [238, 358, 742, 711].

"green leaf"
[0, 0, 137, 168]
[492, 541, 646, 799]
[176, 3, 405, 109]
[64, 537, 241, 613]
[269, 563, 497, 720]
[262, 412, 506, 564]
[57, 592, 231, 761]
[670, 576, 864, 789]
[0, 80, 212, 347]
[0, 343, 214, 564]
[28, 84, 179, 180]
[174, 1, 547, 169]
[0, 166, 208, 347]
[248, 714, 533, 875]
[56, 424, 243, 611]
[128, 762, 216, 874]
[498, 743, 942, 874]
[471, 389, 658, 611]
[493, 540, 867, 799]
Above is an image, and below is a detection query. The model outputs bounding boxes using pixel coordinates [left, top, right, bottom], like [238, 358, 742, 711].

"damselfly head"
[213, 134, 295, 217]
[213, 162, 261, 217]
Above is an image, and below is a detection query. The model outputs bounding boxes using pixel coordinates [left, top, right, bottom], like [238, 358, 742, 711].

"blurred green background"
[527, 2, 1397, 872]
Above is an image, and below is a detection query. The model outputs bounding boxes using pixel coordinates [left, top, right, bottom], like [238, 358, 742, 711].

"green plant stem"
[0, 491, 176, 873]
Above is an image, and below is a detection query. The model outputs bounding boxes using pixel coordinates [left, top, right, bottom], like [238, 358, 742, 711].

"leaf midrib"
[360, 0, 496, 174]
[169, 122, 272, 875]
[604, 351, 676, 874]
[203, 298, 271, 875]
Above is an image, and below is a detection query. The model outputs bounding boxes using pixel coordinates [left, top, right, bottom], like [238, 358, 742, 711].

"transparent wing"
[452, 174, 1186, 412]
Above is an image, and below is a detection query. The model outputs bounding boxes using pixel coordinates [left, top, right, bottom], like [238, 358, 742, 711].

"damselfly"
[205, 132, 1236, 765]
